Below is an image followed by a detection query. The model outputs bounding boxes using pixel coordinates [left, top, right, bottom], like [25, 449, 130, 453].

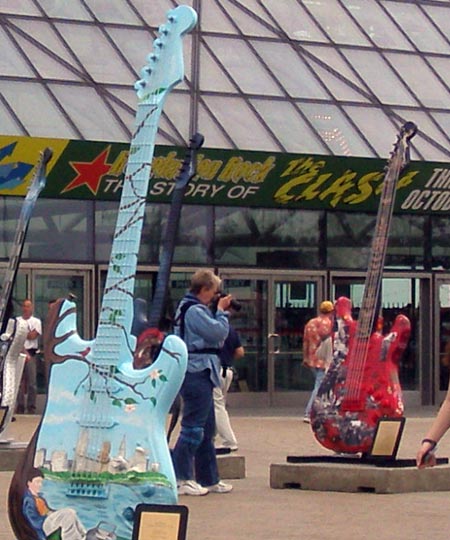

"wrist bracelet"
[421, 438, 437, 450]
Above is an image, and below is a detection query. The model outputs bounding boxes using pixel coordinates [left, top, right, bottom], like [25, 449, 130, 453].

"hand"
[416, 440, 437, 469]
[217, 294, 232, 312]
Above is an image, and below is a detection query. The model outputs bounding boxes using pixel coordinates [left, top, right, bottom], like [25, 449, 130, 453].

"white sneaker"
[303, 416, 311, 424]
[177, 480, 209, 496]
[205, 481, 233, 493]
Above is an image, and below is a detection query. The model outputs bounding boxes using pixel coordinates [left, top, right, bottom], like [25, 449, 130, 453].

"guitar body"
[9, 298, 187, 540]
[311, 296, 411, 454]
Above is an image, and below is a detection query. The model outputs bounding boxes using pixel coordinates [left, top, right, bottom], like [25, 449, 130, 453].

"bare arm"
[416, 391, 450, 468]
[233, 346, 244, 360]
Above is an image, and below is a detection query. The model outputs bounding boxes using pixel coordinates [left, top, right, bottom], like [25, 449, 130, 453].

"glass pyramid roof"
[0, 0, 449, 160]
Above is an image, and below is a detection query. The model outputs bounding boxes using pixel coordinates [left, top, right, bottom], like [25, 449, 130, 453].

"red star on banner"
[63, 147, 112, 195]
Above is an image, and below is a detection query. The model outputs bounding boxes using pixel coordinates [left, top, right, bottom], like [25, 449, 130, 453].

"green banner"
[1, 135, 450, 214]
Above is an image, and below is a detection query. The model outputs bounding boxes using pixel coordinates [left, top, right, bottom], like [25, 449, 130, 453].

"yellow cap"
[319, 300, 334, 314]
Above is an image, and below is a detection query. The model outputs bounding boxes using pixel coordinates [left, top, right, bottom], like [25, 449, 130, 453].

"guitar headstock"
[26, 147, 53, 201]
[135, 5, 197, 104]
[389, 121, 418, 173]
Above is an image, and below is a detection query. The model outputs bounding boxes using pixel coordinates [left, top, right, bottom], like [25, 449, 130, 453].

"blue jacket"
[175, 292, 229, 387]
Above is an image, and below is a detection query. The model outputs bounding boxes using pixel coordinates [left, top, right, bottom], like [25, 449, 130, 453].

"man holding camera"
[171, 269, 233, 496]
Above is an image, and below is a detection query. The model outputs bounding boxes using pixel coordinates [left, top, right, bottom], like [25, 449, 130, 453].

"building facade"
[1, 0, 450, 407]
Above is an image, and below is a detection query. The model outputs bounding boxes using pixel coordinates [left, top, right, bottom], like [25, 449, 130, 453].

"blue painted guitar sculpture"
[9, 7, 196, 540]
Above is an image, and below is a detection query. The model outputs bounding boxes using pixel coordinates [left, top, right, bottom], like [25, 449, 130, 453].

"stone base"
[217, 454, 246, 479]
[270, 460, 450, 494]
[0, 442, 27, 471]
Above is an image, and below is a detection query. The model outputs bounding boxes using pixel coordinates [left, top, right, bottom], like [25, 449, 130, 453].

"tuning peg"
[153, 38, 164, 49]
[134, 80, 146, 91]
[158, 24, 169, 36]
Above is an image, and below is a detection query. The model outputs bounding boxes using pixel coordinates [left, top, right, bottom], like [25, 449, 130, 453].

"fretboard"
[92, 100, 162, 364]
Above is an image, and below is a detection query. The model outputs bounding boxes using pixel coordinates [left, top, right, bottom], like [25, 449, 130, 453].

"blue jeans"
[171, 369, 219, 487]
[304, 367, 326, 417]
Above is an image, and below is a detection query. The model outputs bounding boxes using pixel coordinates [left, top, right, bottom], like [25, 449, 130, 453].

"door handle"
[268, 333, 280, 354]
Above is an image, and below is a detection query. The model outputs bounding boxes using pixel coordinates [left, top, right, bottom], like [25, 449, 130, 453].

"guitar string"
[345, 140, 405, 402]
[70, 99, 161, 484]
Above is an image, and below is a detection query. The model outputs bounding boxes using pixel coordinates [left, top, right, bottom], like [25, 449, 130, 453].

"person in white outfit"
[214, 322, 244, 451]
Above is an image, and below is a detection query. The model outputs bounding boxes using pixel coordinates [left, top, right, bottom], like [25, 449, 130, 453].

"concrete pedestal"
[270, 460, 450, 494]
[0, 442, 26, 471]
[217, 454, 246, 479]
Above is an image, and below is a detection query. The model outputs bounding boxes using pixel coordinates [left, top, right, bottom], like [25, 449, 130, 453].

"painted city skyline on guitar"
[9, 6, 197, 540]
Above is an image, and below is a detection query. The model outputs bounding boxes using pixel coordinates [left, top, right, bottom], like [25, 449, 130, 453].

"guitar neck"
[356, 160, 401, 340]
[0, 151, 50, 326]
[94, 100, 163, 361]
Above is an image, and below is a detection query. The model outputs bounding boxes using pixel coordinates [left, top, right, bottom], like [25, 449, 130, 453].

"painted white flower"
[124, 403, 136, 413]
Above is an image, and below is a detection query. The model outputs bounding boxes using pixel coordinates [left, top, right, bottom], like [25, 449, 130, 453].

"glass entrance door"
[435, 277, 450, 402]
[221, 272, 324, 405]
[331, 273, 431, 404]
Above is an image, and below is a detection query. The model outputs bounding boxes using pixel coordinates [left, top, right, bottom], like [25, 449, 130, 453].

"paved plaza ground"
[1, 407, 449, 540]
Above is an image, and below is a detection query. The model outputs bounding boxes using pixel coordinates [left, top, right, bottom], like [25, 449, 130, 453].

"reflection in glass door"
[221, 278, 268, 393]
[437, 279, 450, 398]
[331, 275, 424, 391]
[272, 280, 319, 395]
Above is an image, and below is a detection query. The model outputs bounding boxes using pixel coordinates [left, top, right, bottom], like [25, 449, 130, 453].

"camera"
[214, 292, 242, 312]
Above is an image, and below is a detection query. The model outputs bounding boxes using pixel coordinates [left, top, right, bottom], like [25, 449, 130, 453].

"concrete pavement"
[1, 407, 450, 540]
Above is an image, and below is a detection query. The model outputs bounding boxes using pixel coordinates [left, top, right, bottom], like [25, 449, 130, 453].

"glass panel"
[83, 0, 141, 24]
[218, 0, 278, 37]
[438, 283, 450, 391]
[301, 103, 373, 156]
[199, 43, 240, 93]
[250, 99, 328, 154]
[0, 81, 78, 138]
[13, 19, 84, 70]
[129, 0, 193, 27]
[426, 5, 450, 41]
[327, 212, 425, 269]
[0, 103, 23, 135]
[383, 1, 449, 53]
[37, 0, 92, 20]
[204, 37, 283, 96]
[251, 40, 330, 99]
[0, 27, 35, 76]
[262, 0, 329, 42]
[55, 22, 135, 84]
[215, 207, 320, 268]
[0, 198, 93, 262]
[304, 45, 366, 89]
[331, 276, 419, 390]
[200, 1, 238, 34]
[304, 0, 370, 46]
[327, 212, 373, 269]
[0, 197, 93, 262]
[385, 52, 449, 109]
[341, 0, 412, 50]
[202, 96, 277, 151]
[428, 57, 450, 93]
[0, 0, 40, 15]
[198, 102, 236, 149]
[221, 277, 268, 392]
[50, 84, 130, 141]
[342, 106, 398, 158]
[155, 92, 191, 146]
[273, 280, 317, 391]
[342, 49, 418, 106]
[432, 217, 450, 269]
[13, 32, 81, 81]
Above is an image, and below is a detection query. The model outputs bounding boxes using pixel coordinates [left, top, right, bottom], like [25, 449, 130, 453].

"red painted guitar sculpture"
[310, 122, 417, 454]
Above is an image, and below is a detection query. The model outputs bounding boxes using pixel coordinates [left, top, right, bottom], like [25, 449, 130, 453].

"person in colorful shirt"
[302, 300, 335, 423]
[22, 468, 87, 540]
